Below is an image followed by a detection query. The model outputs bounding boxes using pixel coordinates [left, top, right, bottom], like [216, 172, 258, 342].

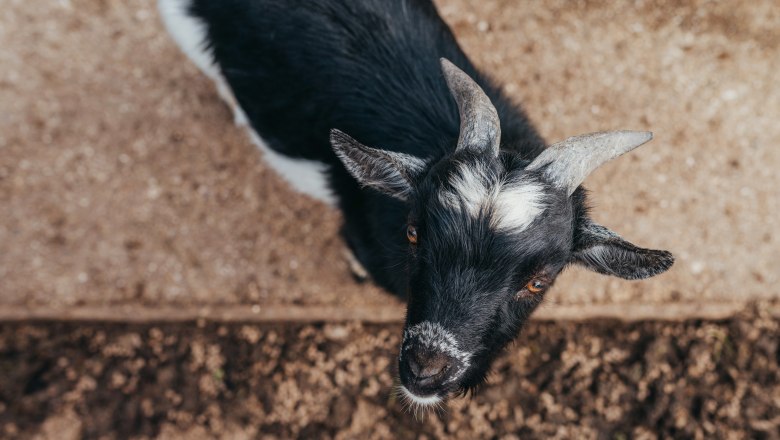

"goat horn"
[440, 58, 501, 157]
[527, 131, 653, 196]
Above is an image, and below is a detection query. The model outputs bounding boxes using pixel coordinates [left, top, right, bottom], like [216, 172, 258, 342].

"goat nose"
[409, 352, 450, 382]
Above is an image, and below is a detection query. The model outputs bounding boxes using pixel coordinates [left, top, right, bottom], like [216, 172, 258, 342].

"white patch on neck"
[399, 385, 442, 406]
[438, 162, 546, 232]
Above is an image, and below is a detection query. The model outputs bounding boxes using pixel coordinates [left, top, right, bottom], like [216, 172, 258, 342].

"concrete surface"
[0, 0, 778, 313]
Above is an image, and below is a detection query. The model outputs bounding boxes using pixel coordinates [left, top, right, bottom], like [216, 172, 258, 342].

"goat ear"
[330, 129, 427, 201]
[571, 219, 674, 280]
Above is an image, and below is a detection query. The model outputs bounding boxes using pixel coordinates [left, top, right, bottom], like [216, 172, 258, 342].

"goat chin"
[399, 386, 442, 406]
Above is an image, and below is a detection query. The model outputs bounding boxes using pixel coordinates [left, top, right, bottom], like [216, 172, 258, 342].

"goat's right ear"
[571, 218, 674, 280]
[330, 129, 427, 201]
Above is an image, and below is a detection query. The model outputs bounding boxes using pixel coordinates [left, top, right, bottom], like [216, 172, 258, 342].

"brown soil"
[2, 312, 779, 439]
[2, 2, 779, 438]
[1, 0, 778, 311]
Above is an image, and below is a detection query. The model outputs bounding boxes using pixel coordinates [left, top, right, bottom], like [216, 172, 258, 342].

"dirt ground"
[1, 0, 778, 310]
[2, 311, 778, 439]
[1, 1, 780, 437]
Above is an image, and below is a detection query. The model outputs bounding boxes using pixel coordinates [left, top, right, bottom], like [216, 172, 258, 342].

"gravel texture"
[2, 2, 779, 437]
[2, 311, 779, 439]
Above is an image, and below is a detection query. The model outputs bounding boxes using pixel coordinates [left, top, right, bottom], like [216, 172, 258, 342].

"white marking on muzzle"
[402, 321, 472, 383]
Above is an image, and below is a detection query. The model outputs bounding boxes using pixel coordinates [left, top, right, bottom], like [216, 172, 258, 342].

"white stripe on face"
[438, 162, 547, 232]
[439, 162, 492, 217]
[491, 180, 546, 232]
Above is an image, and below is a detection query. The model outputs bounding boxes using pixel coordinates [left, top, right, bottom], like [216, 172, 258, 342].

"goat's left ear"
[571, 219, 674, 280]
[330, 129, 427, 201]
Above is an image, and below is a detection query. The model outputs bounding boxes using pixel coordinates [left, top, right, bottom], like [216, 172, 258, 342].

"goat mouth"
[399, 385, 442, 406]
[397, 385, 446, 417]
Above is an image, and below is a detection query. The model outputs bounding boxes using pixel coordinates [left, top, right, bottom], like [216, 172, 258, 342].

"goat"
[158, 0, 674, 407]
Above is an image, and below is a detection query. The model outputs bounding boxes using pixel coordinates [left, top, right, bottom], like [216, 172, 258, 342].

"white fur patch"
[399, 385, 442, 406]
[402, 321, 471, 383]
[158, 0, 247, 126]
[159, 0, 336, 205]
[491, 180, 546, 231]
[439, 162, 546, 231]
[440, 162, 491, 217]
[247, 132, 336, 205]
[158, 0, 218, 78]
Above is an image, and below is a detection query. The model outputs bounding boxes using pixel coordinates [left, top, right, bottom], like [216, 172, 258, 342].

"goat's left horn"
[440, 58, 501, 157]
[527, 131, 653, 196]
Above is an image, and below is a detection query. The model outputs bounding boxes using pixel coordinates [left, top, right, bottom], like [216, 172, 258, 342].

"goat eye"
[524, 278, 548, 294]
[406, 225, 418, 244]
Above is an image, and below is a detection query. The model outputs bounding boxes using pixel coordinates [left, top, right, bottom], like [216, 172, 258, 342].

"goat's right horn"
[440, 58, 501, 157]
[526, 130, 653, 196]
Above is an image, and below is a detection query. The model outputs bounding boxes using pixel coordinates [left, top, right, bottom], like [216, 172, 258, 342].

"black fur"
[188, 0, 544, 294]
[178, 0, 673, 401]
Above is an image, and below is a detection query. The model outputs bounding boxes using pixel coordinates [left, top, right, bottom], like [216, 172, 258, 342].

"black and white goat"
[159, 0, 673, 407]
